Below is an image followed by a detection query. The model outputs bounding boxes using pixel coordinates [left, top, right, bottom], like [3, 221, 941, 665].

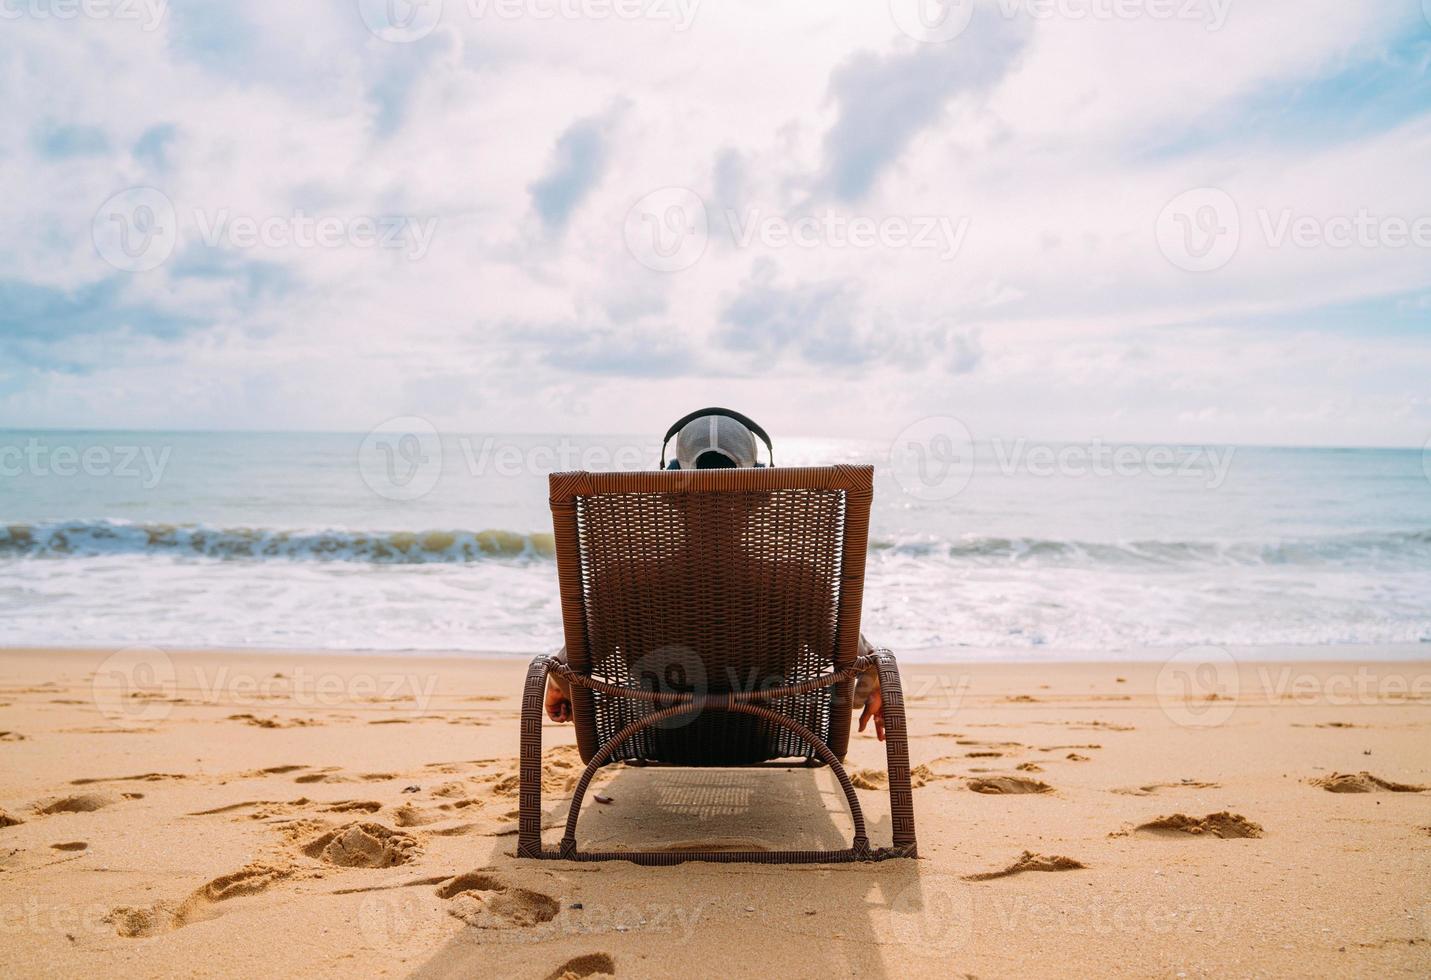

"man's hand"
[858, 682, 885, 741]
[545, 674, 572, 723]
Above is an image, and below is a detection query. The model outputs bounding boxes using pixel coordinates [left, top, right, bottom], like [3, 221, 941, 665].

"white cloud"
[0, 0, 1427, 447]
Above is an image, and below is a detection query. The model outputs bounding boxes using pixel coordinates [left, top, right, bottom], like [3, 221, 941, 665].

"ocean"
[1, 429, 1428, 657]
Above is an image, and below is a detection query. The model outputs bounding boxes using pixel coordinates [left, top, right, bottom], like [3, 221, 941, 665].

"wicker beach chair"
[517, 464, 917, 864]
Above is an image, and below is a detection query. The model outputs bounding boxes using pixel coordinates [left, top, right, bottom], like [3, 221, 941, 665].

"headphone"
[660, 407, 774, 469]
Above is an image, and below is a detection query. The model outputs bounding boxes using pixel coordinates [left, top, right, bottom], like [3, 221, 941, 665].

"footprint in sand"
[1310, 772, 1426, 793]
[482, 748, 585, 796]
[108, 864, 296, 938]
[323, 801, 384, 814]
[437, 798, 485, 813]
[228, 714, 320, 729]
[1134, 812, 1263, 839]
[34, 792, 123, 814]
[851, 769, 889, 790]
[294, 768, 353, 785]
[485, 770, 573, 798]
[390, 802, 444, 827]
[544, 953, 617, 979]
[51, 841, 88, 851]
[1, 809, 24, 828]
[301, 823, 419, 868]
[428, 758, 500, 770]
[964, 851, 1085, 881]
[966, 776, 1052, 795]
[436, 872, 559, 930]
[70, 772, 187, 786]
[186, 799, 311, 817]
[1112, 780, 1219, 797]
[1032, 720, 1133, 732]
[489, 775, 523, 797]
[850, 765, 940, 791]
[0, 730, 27, 741]
[431, 781, 474, 799]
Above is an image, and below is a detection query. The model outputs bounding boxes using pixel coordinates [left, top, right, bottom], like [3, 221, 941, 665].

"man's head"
[673, 414, 759, 469]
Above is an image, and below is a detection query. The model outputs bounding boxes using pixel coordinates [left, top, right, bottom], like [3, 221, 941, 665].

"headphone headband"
[660, 407, 774, 468]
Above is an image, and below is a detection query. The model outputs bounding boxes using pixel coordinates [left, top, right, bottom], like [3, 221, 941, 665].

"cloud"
[528, 102, 627, 232]
[0, 278, 199, 343]
[717, 260, 983, 374]
[0, 277, 209, 376]
[817, 17, 1028, 200]
[718, 260, 863, 365]
[34, 124, 110, 159]
[168, 251, 299, 306]
[366, 33, 466, 140]
[516, 322, 696, 377]
[0, 0, 1425, 445]
[132, 124, 178, 171]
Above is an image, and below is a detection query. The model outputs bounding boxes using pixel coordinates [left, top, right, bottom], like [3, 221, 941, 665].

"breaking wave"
[3, 520, 1428, 571]
[866, 530, 1431, 568]
[0, 520, 555, 563]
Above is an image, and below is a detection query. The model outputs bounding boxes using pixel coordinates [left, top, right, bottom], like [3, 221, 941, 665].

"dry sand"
[0, 647, 1428, 978]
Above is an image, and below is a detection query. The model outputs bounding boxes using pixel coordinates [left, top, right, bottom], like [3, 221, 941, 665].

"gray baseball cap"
[674, 415, 759, 469]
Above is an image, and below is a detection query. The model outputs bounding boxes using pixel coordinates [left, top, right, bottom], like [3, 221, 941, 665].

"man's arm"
[855, 634, 887, 741]
[545, 646, 572, 722]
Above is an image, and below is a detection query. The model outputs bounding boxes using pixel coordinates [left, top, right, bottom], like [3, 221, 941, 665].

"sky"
[1, 0, 1429, 448]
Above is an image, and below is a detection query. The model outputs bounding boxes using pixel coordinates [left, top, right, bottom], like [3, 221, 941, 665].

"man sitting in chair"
[543, 412, 890, 742]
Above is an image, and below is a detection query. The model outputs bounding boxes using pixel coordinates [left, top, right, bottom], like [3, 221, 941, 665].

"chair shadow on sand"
[409, 761, 944, 979]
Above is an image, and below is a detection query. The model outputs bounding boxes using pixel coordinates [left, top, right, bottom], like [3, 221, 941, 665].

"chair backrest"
[549, 465, 873, 765]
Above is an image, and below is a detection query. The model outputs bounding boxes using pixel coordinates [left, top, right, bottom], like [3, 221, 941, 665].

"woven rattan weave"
[518, 465, 916, 863]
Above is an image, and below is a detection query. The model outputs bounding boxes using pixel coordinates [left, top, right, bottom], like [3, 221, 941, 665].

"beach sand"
[0, 646, 1427, 978]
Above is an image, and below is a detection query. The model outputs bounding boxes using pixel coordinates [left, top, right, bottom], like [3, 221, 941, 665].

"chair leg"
[517, 654, 553, 858]
[874, 649, 917, 857]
